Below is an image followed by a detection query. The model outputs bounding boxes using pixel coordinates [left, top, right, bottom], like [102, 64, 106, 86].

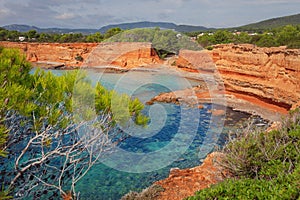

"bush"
[0, 47, 149, 198]
[206, 46, 213, 50]
[221, 110, 300, 179]
[187, 109, 300, 199]
[187, 168, 300, 200]
[75, 54, 83, 62]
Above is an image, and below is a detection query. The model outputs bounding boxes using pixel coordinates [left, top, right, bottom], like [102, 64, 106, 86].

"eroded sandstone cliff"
[0, 42, 161, 69]
[0, 42, 98, 68]
[83, 42, 161, 68]
[210, 44, 300, 110]
[170, 44, 300, 114]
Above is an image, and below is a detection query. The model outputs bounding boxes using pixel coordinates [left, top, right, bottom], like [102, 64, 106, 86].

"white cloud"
[0, 8, 11, 17]
[55, 13, 76, 20]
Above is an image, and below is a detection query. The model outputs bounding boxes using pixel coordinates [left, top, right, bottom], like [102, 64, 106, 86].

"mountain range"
[237, 13, 300, 30]
[2, 13, 300, 34]
[2, 22, 209, 34]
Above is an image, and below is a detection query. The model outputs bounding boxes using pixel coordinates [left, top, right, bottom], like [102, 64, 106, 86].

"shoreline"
[146, 64, 288, 122]
[2, 41, 298, 121]
[33, 61, 288, 122]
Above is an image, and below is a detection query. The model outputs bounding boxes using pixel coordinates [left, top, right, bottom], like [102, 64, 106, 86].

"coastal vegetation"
[195, 25, 300, 49]
[0, 47, 147, 199]
[106, 28, 201, 58]
[0, 27, 122, 43]
[187, 109, 300, 200]
[237, 13, 300, 31]
[1, 23, 300, 51]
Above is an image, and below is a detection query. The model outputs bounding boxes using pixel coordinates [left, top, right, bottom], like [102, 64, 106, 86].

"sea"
[40, 68, 254, 199]
[47, 69, 250, 200]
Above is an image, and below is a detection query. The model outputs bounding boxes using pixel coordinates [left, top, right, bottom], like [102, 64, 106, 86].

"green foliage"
[239, 13, 300, 30]
[0, 27, 122, 43]
[276, 25, 300, 48]
[0, 188, 12, 200]
[0, 47, 148, 198]
[0, 125, 8, 157]
[187, 169, 300, 200]
[86, 32, 104, 42]
[187, 110, 300, 199]
[95, 83, 149, 125]
[75, 54, 84, 61]
[197, 25, 300, 48]
[197, 30, 234, 47]
[255, 33, 278, 47]
[197, 33, 214, 47]
[212, 30, 233, 44]
[103, 27, 122, 39]
[27, 30, 37, 40]
[232, 32, 252, 44]
[0, 48, 33, 119]
[106, 28, 201, 57]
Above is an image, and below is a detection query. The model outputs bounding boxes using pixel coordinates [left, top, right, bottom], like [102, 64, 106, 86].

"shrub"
[187, 109, 300, 199]
[206, 46, 213, 50]
[187, 167, 300, 200]
[75, 54, 83, 62]
[221, 110, 300, 179]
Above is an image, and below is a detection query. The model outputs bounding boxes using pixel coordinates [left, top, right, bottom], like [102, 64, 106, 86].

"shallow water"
[71, 69, 249, 199]
[33, 68, 251, 199]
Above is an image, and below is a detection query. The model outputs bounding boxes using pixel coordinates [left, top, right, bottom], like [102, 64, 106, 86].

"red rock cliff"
[155, 152, 229, 200]
[84, 42, 161, 68]
[0, 42, 161, 68]
[176, 44, 300, 111]
[210, 44, 300, 110]
[0, 42, 98, 67]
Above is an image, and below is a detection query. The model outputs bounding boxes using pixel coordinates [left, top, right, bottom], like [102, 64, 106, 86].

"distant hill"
[238, 13, 300, 30]
[2, 13, 300, 35]
[98, 21, 209, 33]
[2, 24, 98, 34]
[2, 22, 209, 34]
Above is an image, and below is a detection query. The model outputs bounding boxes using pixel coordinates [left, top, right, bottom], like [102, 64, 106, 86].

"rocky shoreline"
[1, 41, 298, 117]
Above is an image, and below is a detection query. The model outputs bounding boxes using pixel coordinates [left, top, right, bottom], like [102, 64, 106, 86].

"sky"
[0, 0, 299, 29]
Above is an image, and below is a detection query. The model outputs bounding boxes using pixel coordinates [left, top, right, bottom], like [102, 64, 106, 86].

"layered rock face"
[0, 42, 98, 67]
[175, 44, 300, 111]
[0, 42, 161, 69]
[210, 44, 300, 110]
[84, 42, 161, 68]
[176, 49, 216, 73]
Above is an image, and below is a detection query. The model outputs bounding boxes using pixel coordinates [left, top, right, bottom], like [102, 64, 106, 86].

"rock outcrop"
[147, 44, 300, 199]
[0, 42, 161, 69]
[176, 49, 216, 73]
[0, 42, 98, 68]
[210, 44, 300, 110]
[84, 42, 161, 69]
[154, 152, 230, 200]
[172, 44, 300, 113]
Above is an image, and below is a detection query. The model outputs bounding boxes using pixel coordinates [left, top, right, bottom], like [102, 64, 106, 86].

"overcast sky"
[0, 0, 299, 29]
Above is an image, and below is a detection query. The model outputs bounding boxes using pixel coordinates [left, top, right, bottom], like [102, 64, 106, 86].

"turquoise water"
[37, 68, 251, 199]
[70, 69, 249, 200]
